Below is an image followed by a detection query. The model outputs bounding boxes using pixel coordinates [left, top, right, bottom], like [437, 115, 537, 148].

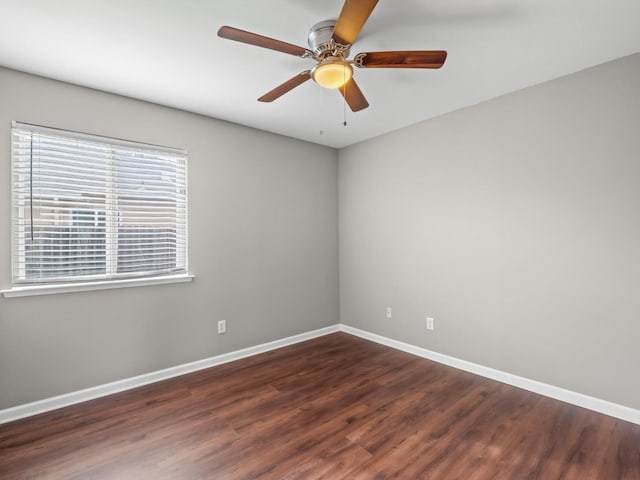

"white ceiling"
[1, 0, 639, 148]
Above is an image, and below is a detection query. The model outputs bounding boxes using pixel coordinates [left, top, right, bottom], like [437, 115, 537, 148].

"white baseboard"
[2, 323, 638, 426]
[340, 324, 640, 426]
[0, 324, 340, 425]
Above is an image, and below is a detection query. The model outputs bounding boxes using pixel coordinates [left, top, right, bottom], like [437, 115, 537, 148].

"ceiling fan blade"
[338, 78, 369, 112]
[354, 50, 448, 68]
[258, 71, 312, 102]
[332, 0, 379, 46]
[218, 26, 309, 57]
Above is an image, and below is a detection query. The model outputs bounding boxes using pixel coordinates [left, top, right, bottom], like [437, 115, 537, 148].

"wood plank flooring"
[0, 332, 639, 479]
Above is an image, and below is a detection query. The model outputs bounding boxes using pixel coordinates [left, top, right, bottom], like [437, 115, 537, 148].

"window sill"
[1, 273, 194, 298]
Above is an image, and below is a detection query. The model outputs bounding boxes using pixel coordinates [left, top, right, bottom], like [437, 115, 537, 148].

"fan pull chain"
[343, 98, 347, 126]
[343, 67, 347, 126]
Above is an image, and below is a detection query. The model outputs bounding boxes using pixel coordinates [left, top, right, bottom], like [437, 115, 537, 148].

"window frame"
[3, 121, 192, 297]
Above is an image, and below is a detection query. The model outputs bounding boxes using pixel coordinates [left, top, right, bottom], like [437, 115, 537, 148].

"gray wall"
[0, 67, 339, 409]
[339, 53, 640, 410]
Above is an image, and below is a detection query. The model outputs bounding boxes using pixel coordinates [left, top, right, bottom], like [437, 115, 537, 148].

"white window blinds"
[11, 122, 188, 284]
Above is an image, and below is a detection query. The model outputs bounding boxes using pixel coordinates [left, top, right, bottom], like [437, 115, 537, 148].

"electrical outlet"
[386, 307, 392, 319]
[217, 320, 226, 334]
[426, 317, 434, 331]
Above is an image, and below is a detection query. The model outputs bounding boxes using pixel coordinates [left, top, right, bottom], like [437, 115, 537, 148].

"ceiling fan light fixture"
[218, 1, 447, 112]
[311, 57, 353, 89]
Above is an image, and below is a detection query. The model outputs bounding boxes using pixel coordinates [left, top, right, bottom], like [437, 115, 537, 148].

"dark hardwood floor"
[0, 332, 639, 479]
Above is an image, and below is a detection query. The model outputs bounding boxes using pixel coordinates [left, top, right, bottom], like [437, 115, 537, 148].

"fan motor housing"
[308, 20, 350, 58]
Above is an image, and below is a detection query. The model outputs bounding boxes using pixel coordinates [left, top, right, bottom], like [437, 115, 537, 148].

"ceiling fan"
[217, 0, 447, 112]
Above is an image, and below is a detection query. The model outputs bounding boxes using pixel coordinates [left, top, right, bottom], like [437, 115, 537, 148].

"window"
[10, 122, 188, 288]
